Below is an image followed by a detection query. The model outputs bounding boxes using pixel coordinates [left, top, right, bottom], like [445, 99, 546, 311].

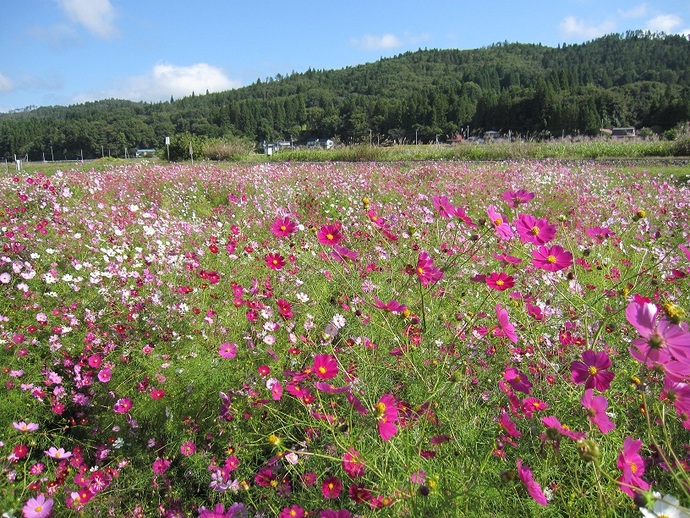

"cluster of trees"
[1, 31, 689, 161]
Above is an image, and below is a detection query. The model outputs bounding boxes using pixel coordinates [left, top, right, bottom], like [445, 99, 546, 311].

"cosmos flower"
[12, 421, 39, 432]
[270, 216, 297, 238]
[495, 304, 518, 343]
[570, 350, 615, 391]
[502, 189, 535, 207]
[616, 436, 649, 498]
[532, 244, 573, 272]
[486, 272, 515, 291]
[22, 494, 53, 518]
[581, 389, 615, 434]
[375, 393, 399, 441]
[317, 222, 343, 247]
[516, 458, 548, 505]
[486, 205, 513, 240]
[516, 213, 556, 245]
[416, 250, 443, 287]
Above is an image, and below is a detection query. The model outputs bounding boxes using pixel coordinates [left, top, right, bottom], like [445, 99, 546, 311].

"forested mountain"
[1, 31, 689, 160]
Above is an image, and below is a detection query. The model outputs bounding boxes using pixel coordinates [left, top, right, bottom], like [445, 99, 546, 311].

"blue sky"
[1, 0, 688, 113]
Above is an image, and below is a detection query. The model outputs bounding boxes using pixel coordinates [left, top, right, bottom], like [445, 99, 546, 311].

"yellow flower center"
[588, 366, 598, 376]
[496, 279, 504, 286]
[375, 402, 386, 416]
[530, 226, 540, 235]
[547, 255, 557, 264]
[494, 218, 503, 226]
[326, 233, 334, 241]
[280, 225, 287, 231]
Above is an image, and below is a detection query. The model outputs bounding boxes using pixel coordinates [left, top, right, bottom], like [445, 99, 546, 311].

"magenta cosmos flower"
[270, 216, 297, 238]
[218, 342, 237, 359]
[342, 448, 365, 478]
[616, 437, 649, 498]
[570, 350, 615, 391]
[317, 222, 343, 247]
[502, 189, 535, 207]
[625, 299, 690, 364]
[516, 458, 548, 505]
[416, 250, 443, 287]
[313, 354, 339, 380]
[22, 494, 53, 518]
[375, 393, 399, 441]
[532, 244, 573, 272]
[581, 389, 615, 434]
[495, 304, 518, 343]
[486, 205, 513, 240]
[485, 272, 514, 291]
[432, 195, 455, 219]
[265, 252, 286, 270]
[516, 213, 557, 245]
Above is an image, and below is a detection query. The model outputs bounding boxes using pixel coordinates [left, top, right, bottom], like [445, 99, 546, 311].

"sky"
[1, 0, 689, 113]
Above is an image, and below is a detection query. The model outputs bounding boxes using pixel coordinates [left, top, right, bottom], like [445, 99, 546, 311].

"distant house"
[262, 140, 293, 155]
[306, 138, 334, 149]
[447, 133, 464, 145]
[611, 127, 636, 138]
[136, 148, 155, 158]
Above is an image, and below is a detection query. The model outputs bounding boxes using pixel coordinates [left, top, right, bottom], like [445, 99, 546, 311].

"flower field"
[1, 160, 689, 517]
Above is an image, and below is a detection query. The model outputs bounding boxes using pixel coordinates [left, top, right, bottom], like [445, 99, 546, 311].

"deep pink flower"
[317, 222, 343, 247]
[541, 415, 586, 440]
[22, 494, 53, 518]
[342, 448, 365, 478]
[313, 354, 339, 380]
[570, 350, 615, 390]
[331, 245, 358, 263]
[516, 458, 548, 505]
[516, 213, 557, 245]
[152, 457, 170, 475]
[532, 244, 573, 272]
[322, 476, 343, 499]
[502, 189, 535, 207]
[498, 411, 521, 438]
[180, 441, 196, 456]
[626, 299, 690, 363]
[375, 393, 399, 441]
[453, 205, 475, 226]
[503, 367, 532, 394]
[372, 296, 407, 314]
[270, 216, 296, 238]
[113, 398, 132, 414]
[150, 387, 165, 399]
[485, 272, 515, 291]
[219, 342, 237, 359]
[487, 205, 513, 240]
[432, 195, 455, 219]
[265, 252, 286, 270]
[616, 437, 649, 497]
[585, 226, 615, 243]
[581, 389, 615, 434]
[416, 250, 443, 287]
[495, 304, 518, 343]
[279, 505, 305, 518]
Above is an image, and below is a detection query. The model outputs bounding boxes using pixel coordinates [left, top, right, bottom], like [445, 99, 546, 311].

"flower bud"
[577, 438, 600, 463]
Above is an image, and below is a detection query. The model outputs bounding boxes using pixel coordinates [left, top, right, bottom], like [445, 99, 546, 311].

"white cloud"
[559, 16, 616, 40]
[619, 4, 648, 19]
[350, 33, 404, 50]
[0, 72, 13, 93]
[645, 14, 683, 33]
[56, 0, 118, 38]
[76, 63, 241, 104]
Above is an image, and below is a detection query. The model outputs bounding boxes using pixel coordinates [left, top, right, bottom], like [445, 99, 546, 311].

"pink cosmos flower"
[532, 244, 573, 272]
[516, 213, 557, 245]
[180, 441, 196, 456]
[453, 205, 475, 226]
[152, 457, 170, 475]
[585, 226, 615, 243]
[503, 367, 532, 394]
[498, 411, 521, 438]
[581, 389, 615, 433]
[342, 448, 365, 478]
[502, 189, 535, 207]
[626, 299, 690, 363]
[570, 350, 615, 391]
[331, 245, 359, 263]
[265, 252, 286, 270]
[485, 272, 515, 291]
[495, 304, 518, 343]
[432, 195, 455, 219]
[270, 216, 297, 238]
[372, 296, 407, 314]
[375, 393, 399, 441]
[541, 415, 586, 441]
[617, 437, 649, 498]
[313, 354, 339, 380]
[280, 506, 304, 518]
[516, 458, 548, 505]
[44, 446, 72, 459]
[113, 398, 132, 414]
[97, 368, 112, 383]
[268, 379, 283, 401]
[317, 222, 343, 247]
[12, 421, 39, 432]
[22, 494, 53, 518]
[322, 476, 343, 499]
[486, 205, 513, 240]
[416, 250, 443, 287]
[219, 342, 237, 359]
[150, 387, 165, 399]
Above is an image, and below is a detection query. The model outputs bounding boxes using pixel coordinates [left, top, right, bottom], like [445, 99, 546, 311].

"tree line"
[1, 31, 689, 161]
